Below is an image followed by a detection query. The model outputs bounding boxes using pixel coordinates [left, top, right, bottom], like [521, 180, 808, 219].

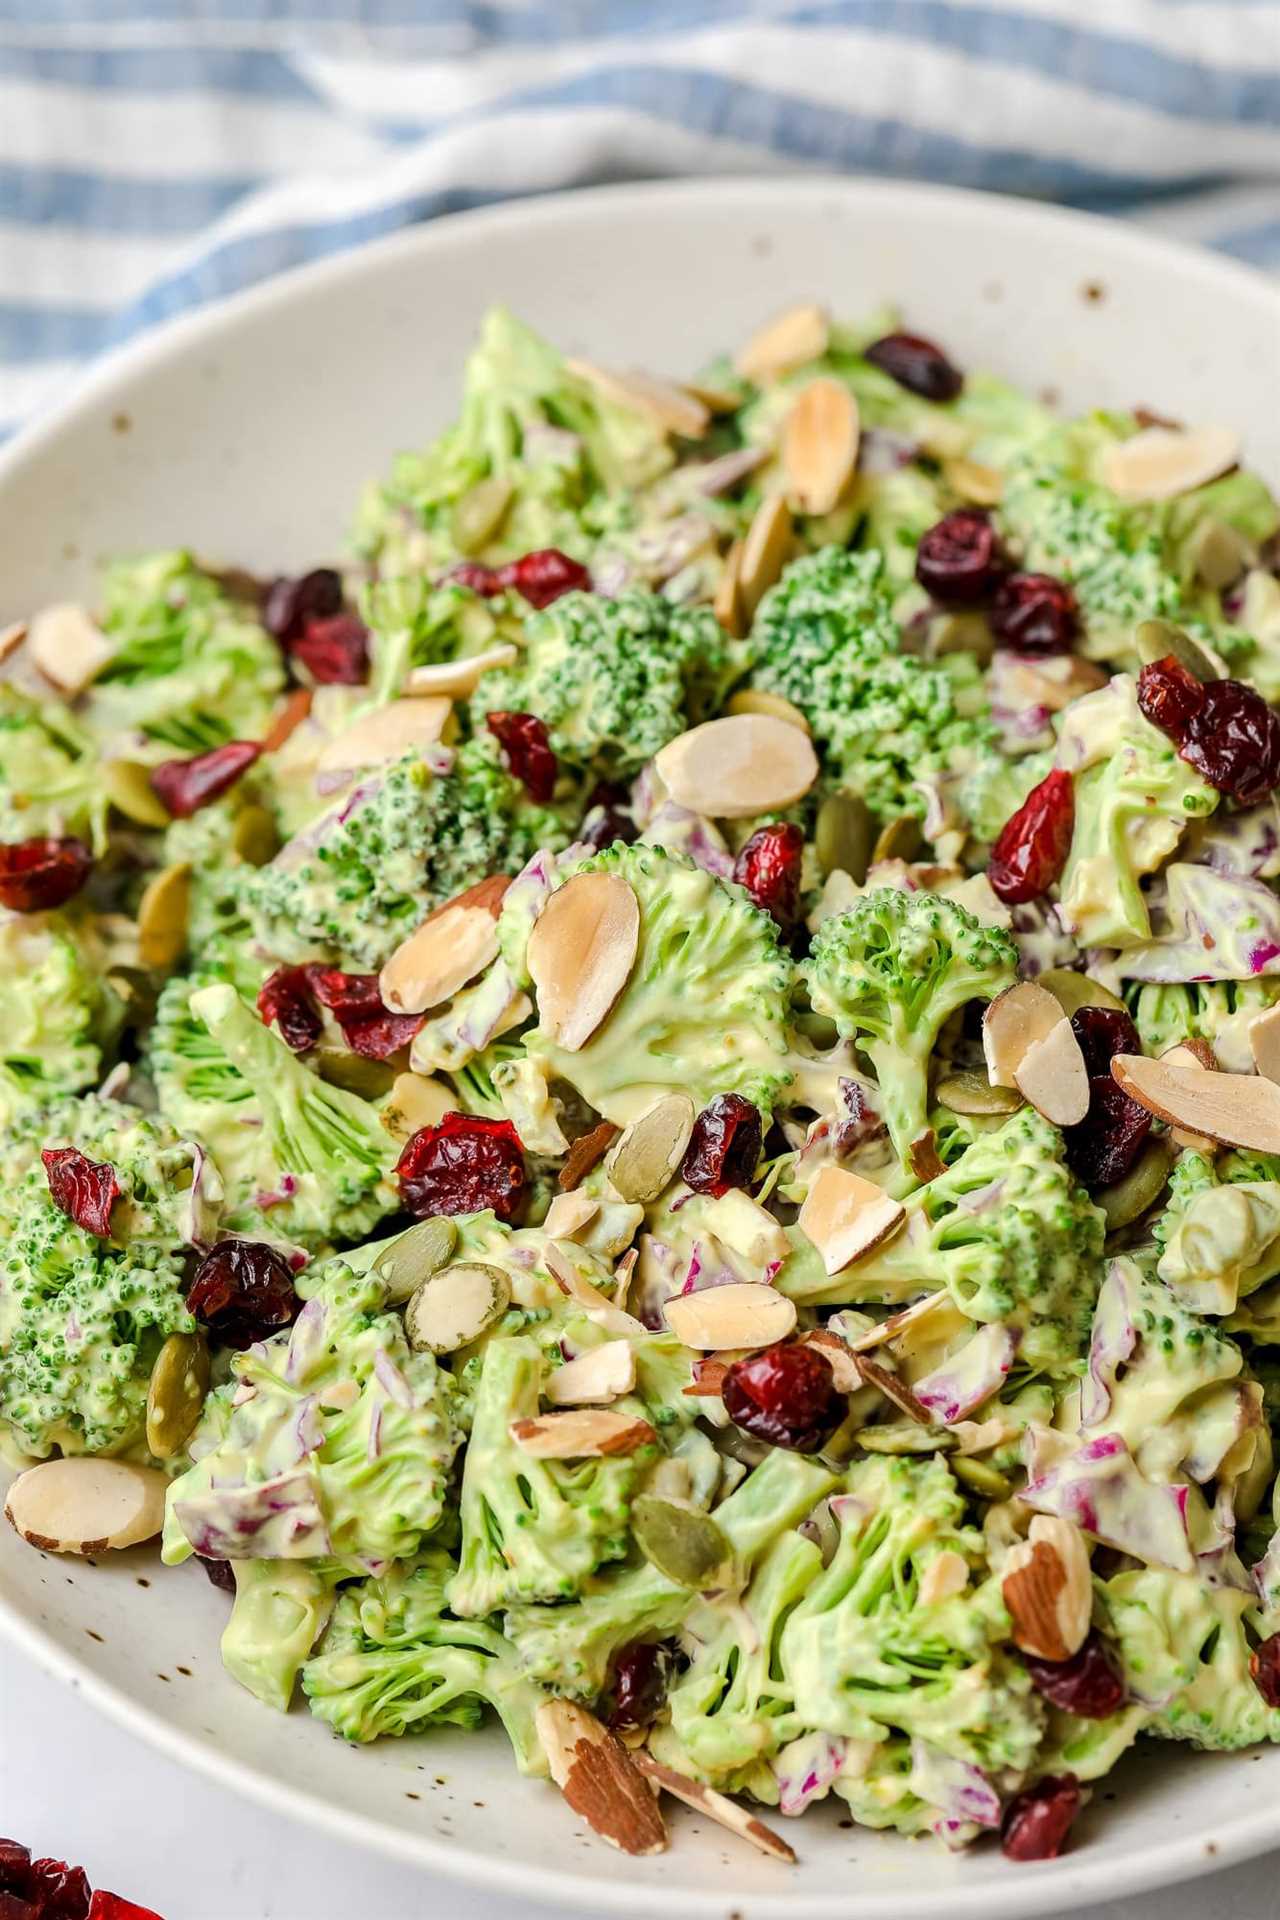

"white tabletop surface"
[2, 1646, 1273, 1920]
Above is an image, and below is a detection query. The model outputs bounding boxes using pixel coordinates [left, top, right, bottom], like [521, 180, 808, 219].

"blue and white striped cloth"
[3, 1, 1279, 436]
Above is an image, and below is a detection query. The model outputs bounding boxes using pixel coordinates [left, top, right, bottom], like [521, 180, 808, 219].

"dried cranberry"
[201, 1555, 237, 1594]
[0, 1898, 36, 1920]
[29, 1860, 91, 1920]
[257, 967, 322, 1053]
[87, 1897, 163, 1920]
[0, 837, 92, 913]
[42, 1148, 121, 1237]
[1136, 655, 1205, 744]
[150, 741, 260, 819]
[579, 804, 637, 851]
[987, 769, 1074, 905]
[733, 823, 804, 928]
[396, 1112, 526, 1221]
[486, 711, 558, 803]
[288, 613, 369, 686]
[1064, 1073, 1151, 1190]
[1069, 1006, 1141, 1079]
[1000, 1774, 1083, 1862]
[1250, 1631, 1280, 1708]
[864, 332, 964, 403]
[1180, 678, 1280, 806]
[263, 568, 343, 644]
[304, 965, 423, 1061]
[1023, 1631, 1127, 1718]
[0, 1846, 29, 1895]
[607, 1641, 675, 1732]
[721, 1343, 845, 1453]
[447, 561, 504, 597]
[915, 510, 1004, 604]
[990, 573, 1079, 655]
[186, 1239, 299, 1349]
[501, 548, 590, 609]
[681, 1093, 763, 1195]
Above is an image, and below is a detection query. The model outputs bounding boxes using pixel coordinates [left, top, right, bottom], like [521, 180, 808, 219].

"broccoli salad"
[4, 303, 1280, 1870]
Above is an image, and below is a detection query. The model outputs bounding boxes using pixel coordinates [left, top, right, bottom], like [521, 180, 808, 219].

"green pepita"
[404, 1260, 510, 1353]
[872, 814, 923, 865]
[451, 476, 514, 556]
[145, 1331, 210, 1460]
[374, 1216, 459, 1303]
[1037, 968, 1126, 1018]
[935, 1071, 1024, 1117]
[605, 1093, 695, 1204]
[814, 790, 873, 883]
[231, 803, 280, 866]
[1099, 1138, 1174, 1233]
[631, 1494, 730, 1589]
[952, 1456, 1012, 1501]
[1134, 618, 1226, 682]
[137, 862, 191, 973]
[103, 759, 171, 828]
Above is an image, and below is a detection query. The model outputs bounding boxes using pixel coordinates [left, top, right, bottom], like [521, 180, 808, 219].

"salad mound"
[2, 303, 1280, 1870]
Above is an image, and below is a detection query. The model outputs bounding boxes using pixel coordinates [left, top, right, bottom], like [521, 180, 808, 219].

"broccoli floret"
[468, 589, 748, 779]
[301, 1554, 546, 1771]
[1103, 1567, 1280, 1751]
[158, 777, 279, 959]
[515, 841, 795, 1129]
[1127, 979, 1280, 1074]
[221, 1559, 339, 1713]
[1155, 1152, 1280, 1316]
[86, 551, 284, 753]
[956, 748, 1054, 849]
[748, 549, 993, 822]
[1056, 675, 1217, 949]
[0, 1095, 204, 1458]
[0, 915, 116, 1128]
[360, 572, 520, 706]
[164, 1262, 461, 1569]
[183, 980, 397, 1250]
[0, 686, 110, 852]
[803, 888, 1017, 1169]
[245, 739, 566, 970]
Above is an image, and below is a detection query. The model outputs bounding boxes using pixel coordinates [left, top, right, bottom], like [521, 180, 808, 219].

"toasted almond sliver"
[653, 712, 817, 820]
[782, 377, 860, 517]
[5, 1457, 168, 1555]
[855, 1353, 931, 1425]
[1159, 1041, 1219, 1152]
[568, 358, 710, 440]
[315, 697, 453, 777]
[919, 1548, 970, 1605]
[543, 1187, 601, 1239]
[664, 1281, 796, 1351]
[379, 1070, 454, 1142]
[27, 603, 114, 694]
[713, 539, 747, 639]
[404, 644, 518, 698]
[726, 688, 810, 732]
[683, 1356, 730, 1398]
[545, 1340, 637, 1406]
[137, 860, 191, 972]
[536, 1701, 668, 1856]
[735, 304, 829, 385]
[558, 1119, 621, 1192]
[261, 688, 313, 753]
[527, 871, 640, 1052]
[605, 1093, 696, 1204]
[1014, 1016, 1090, 1127]
[632, 1752, 796, 1864]
[737, 494, 794, 622]
[907, 1128, 946, 1184]
[511, 1408, 656, 1458]
[843, 1290, 952, 1353]
[1112, 1053, 1280, 1154]
[1249, 1005, 1280, 1086]
[0, 620, 27, 664]
[1101, 424, 1240, 502]
[797, 1165, 906, 1277]
[1001, 1515, 1092, 1662]
[801, 1328, 863, 1393]
[983, 981, 1065, 1089]
[379, 897, 503, 1016]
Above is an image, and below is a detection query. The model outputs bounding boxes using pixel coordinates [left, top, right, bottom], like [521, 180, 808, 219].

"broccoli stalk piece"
[803, 888, 1017, 1172]
[1102, 1566, 1280, 1751]
[222, 1559, 338, 1713]
[186, 980, 397, 1249]
[1127, 979, 1280, 1075]
[0, 687, 110, 852]
[302, 1554, 547, 1772]
[447, 1334, 651, 1618]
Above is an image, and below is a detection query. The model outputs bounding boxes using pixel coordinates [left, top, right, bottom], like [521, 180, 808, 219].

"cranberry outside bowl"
[0, 179, 1278, 1918]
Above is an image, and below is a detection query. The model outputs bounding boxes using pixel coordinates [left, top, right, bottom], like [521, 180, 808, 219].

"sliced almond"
[545, 1340, 636, 1406]
[527, 871, 640, 1052]
[983, 981, 1065, 1089]
[542, 1241, 647, 1336]
[0, 620, 27, 664]
[944, 457, 1003, 507]
[703, 1189, 791, 1270]
[543, 1187, 602, 1239]
[919, 1548, 970, 1605]
[405, 1261, 510, 1355]
[737, 494, 794, 622]
[907, 1129, 945, 1184]
[1112, 1053, 1280, 1154]
[713, 539, 747, 639]
[379, 898, 503, 1016]
[137, 861, 191, 972]
[735, 304, 829, 384]
[5, 1457, 167, 1554]
[451, 474, 514, 554]
[1101, 424, 1239, 502]
[683, 1356, 729, 1398]
[855, 1354, 931, 1425]
[405, 644, 518, 699]
[568, 358, 710, 439]
[797, 1165, 906, 1277]
[536, 1700, 667, 1856]
[664, 1282, 796, 1351]
[653, 712, 817, 820]
[1013, 1016, 1090, 1127]
[632, 1753, 796, 1864]
[103, 759, 171, 828]
[782, 378, 860, 516]
[993, 652, 1109, 716]
[315, 697, 453, 777]
[558, 1119, 621, 1192]
[379, 1070, 454, 1143]
[1159, 1040, 1218, 1152]
[27, 603, 114, 694]
[684, 381, 743, 416]
[843, 1290, 953, 1353]
[727, 688, 810, 732]
[1001, 1515, 1092, 1662]
[511, 1408, 656, 1458]
[261, 688, 313, 753]
[801, 1328, 862, 1393]
[605, 1093, 695, 1204]
[1249, 1005, 1280, 1086]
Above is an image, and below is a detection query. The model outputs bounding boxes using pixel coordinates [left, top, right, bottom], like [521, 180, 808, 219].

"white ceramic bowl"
[1, 179, 1278, 1918]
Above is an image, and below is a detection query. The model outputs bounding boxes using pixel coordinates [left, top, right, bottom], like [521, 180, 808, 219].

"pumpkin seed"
[451, 475, 514, 555]
[606, 1093, 696, 1203]
[952, 1456, 1012, 1500]
[713, 540, 746, 639]
[103, 759, 170, 828]
[374, 1216, 459, 1302]
[929, 611, 995, 666]
[1134, 619, 1226, 682]
[872, 815, 923, 864]
[1037, 968, 1126, 1018]
[145, 1331, 210, 1459]
[943, 456, 1004, 507]
[815, 790, 873, 882]
[231, 803, 279, 866]
[935, 1071, 1024, 1118]
[1099, 1138, 1174, 1233]
[631, 1494, 730, 1588]
[857, 1420, 951, 1455]
[137, 862, 191, 972]
[313, 1046, 396, 1099]
[726, 688, 810, 732]
[404, 1260, 510, 1354]
[1186, 516, 1251, 591]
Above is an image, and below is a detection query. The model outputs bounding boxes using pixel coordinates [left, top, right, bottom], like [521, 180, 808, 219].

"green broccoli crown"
[361, 571, 517, 704]
[1154, 1148, 1280, 1316]
[0, 916, 110, 1130]
[1127, 980, 1280, 1074]
[89, 550, 284, 753]
[0, 687, 110, 852]
[146, 936, 270, 1196]
[161, 776, 279, 959]
[803, 888, 1017, 1166]
[1103, 1567, 1280, 1752]
[468, 588, 748, 777]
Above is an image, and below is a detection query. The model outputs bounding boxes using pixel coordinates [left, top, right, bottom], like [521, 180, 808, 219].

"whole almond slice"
[737, 494, 794, 622]
[605, 1093, 695, 1204]
[27, 603, 114, 694]
[664, 1281, 796, 1351]
[543, 1187, 602, 1239]
[631, 1753, 796, 1863]
[511, 1408, 656, 1458]
[782, 378, 860, 516]
[379, 1070, 454, 1143]
[797, 1165, 906, 1277]
[545, 1340, 636, 1406]
[527, 871, 640, 1051]
[404, 644, 518, 698]
[315, 696, 453, 777]
[1249, 1005, 1280, 1086]
[536, 1701, 667, 1856]
[735, 304, 829, 384]
[5, 1458, 168, 1554]
[1014, 1016, 1090, 1126]
[568, 358, 710, 439]
[405, 1261, 510, 1355]
[379, 898, 503, 1015]
[1101, 424, 1240, 502]
[653, 712, 817, 819]
[1001, 1515, 1092, 1662]
[983, 981, 1065, 1088]
[1112, 1053, 1280, 1154]
[1159, 1040, 1218, 1152]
